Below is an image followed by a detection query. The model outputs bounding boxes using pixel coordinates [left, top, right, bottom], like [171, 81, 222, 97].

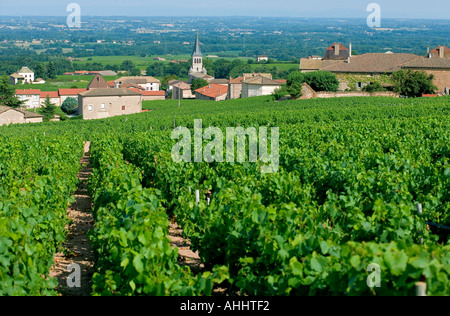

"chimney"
[335, 43, 340, 56]
[427, 46, 431, 58]
[439, 46, 445, 59]
[349, 43, 352, 58]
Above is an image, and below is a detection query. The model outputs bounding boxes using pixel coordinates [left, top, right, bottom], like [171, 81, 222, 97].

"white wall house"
[114, 77, 161, 91]
[15, 89, 41, 109]
[241, 76, 281, 98]
[17, 67, 35, 84]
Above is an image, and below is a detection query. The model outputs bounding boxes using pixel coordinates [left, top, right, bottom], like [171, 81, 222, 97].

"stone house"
[194, 84, 228, 101]
[172, 82, 196, 99]
[15, 89, 41, 109]
[40, 91, 61, 107]
[114, 76, 161, 91]
[0, 105, 43, 126]
[241, 76, 281, 98]
[78, 88, 142, 120]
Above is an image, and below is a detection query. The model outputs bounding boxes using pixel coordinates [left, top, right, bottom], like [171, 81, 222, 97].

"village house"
[0, 105, 43, 126]
[194, 84, 228, 101]
[114, 76, 160, 91]
[18, 67, 35, 84]
[172, 82, 196, 100]
[78, 88, 142, 120]
[59, 88, 88, 105]
[257, 55, 269, 62]
[128, 88, 166, 101]
[10, 67, 35, 85]
[300, 43, 450, 93]
[241, 76, 282, 98]
[428, 46, 450, 59]
[227, 76, 244, 99]
[15, 89, 41, 109]
[40, 91, 60, 107]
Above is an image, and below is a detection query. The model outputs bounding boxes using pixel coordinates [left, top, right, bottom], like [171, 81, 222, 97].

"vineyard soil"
[50, 142, 95, 296]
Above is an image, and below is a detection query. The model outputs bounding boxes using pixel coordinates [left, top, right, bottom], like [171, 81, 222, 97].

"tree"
[191, 79, 209, 94]
[392, 69, 437, 98]
[304, 71, 339, 92]
[288, 81, 303, 99]
[34, 63, 47, 80]
[61, 97, 78, 115]
[47, 62, 57, 79]
[41, 96, 56, 121]
[0, 74, 24, 108]
[362, 82, 386, 93]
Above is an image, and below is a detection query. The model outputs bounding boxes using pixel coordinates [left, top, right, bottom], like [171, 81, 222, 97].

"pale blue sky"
[0, 0, 449, 19]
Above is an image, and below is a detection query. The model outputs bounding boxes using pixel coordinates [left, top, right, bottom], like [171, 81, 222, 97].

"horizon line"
[0, 15, 449, 21]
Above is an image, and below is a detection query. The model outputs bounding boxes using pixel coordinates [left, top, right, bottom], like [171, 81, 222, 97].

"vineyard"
[1, 95, 449, 296]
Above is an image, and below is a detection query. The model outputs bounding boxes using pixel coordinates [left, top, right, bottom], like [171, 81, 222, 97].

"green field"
[2, 95, 449, 296]
[18, 75, 121, 91]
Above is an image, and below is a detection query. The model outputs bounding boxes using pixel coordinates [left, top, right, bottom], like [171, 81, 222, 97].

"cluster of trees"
[282, 71, 340, 99]
[279, 69, 437, 100]
[146, 58, 298, 80]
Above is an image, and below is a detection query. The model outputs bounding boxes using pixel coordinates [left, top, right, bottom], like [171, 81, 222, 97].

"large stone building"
[78, 88, 142, 120]
[0, 105, 43, 126]
[300, 43, 450, 93]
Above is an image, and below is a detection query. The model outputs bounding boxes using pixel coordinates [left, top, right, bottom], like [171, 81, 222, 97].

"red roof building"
[194, 84, 228, 101]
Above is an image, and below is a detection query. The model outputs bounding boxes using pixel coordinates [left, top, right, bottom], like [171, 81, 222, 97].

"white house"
[241, 76, 281, 98]
[114, 76, 161, 91]
[257, 55, 269, 62]
[17, 67, 35, 84]
[15, 89, 41, 109]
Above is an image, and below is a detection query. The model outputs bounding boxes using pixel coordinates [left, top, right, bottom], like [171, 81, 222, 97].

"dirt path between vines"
[168, 220, 204, 274]
[50, 141, 95, 296]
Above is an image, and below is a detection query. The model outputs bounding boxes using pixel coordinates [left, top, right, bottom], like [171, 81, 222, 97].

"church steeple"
[193, 31, 202, 57]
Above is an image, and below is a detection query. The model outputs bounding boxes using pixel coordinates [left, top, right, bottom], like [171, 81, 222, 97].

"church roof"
[192, 32, 202, 57]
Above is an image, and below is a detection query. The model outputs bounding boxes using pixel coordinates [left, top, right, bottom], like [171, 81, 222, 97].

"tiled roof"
[0, 105, 43, 118]
[87, 74, 111, 89]
[401, 57, 450, 69]
[18, 67, 34, 74]
[15, 89, 41, 95]
[229, 76, 244, 84]
[114, 76, 160, 84]
[79, 88, 142, 97]
[128, 88, 165, 96]
[242, 76, 282, 86]
[195, 84, 228, 98]
[40, 91, 59, 98]
[322, 53, 420, 73]
[59, 89, 87, 95]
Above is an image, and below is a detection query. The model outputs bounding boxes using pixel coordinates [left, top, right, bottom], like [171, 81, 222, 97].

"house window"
[122, 106, 126, 111]
[88, 105, 93, 111]
[101, 103, 105, 109]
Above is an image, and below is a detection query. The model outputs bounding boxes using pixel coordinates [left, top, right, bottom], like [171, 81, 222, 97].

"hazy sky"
[0, 0, 449, 19]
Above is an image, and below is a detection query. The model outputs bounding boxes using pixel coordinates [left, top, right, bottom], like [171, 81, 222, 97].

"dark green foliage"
[0, 74, 24, 108]
[41, 96, 56, 121]
[363, 82, 386, 93]
[61, 97, 78, 115]
[287, 71, 339, 93]
[190, 79, 209, 93]
[392, 69, 437, 98]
